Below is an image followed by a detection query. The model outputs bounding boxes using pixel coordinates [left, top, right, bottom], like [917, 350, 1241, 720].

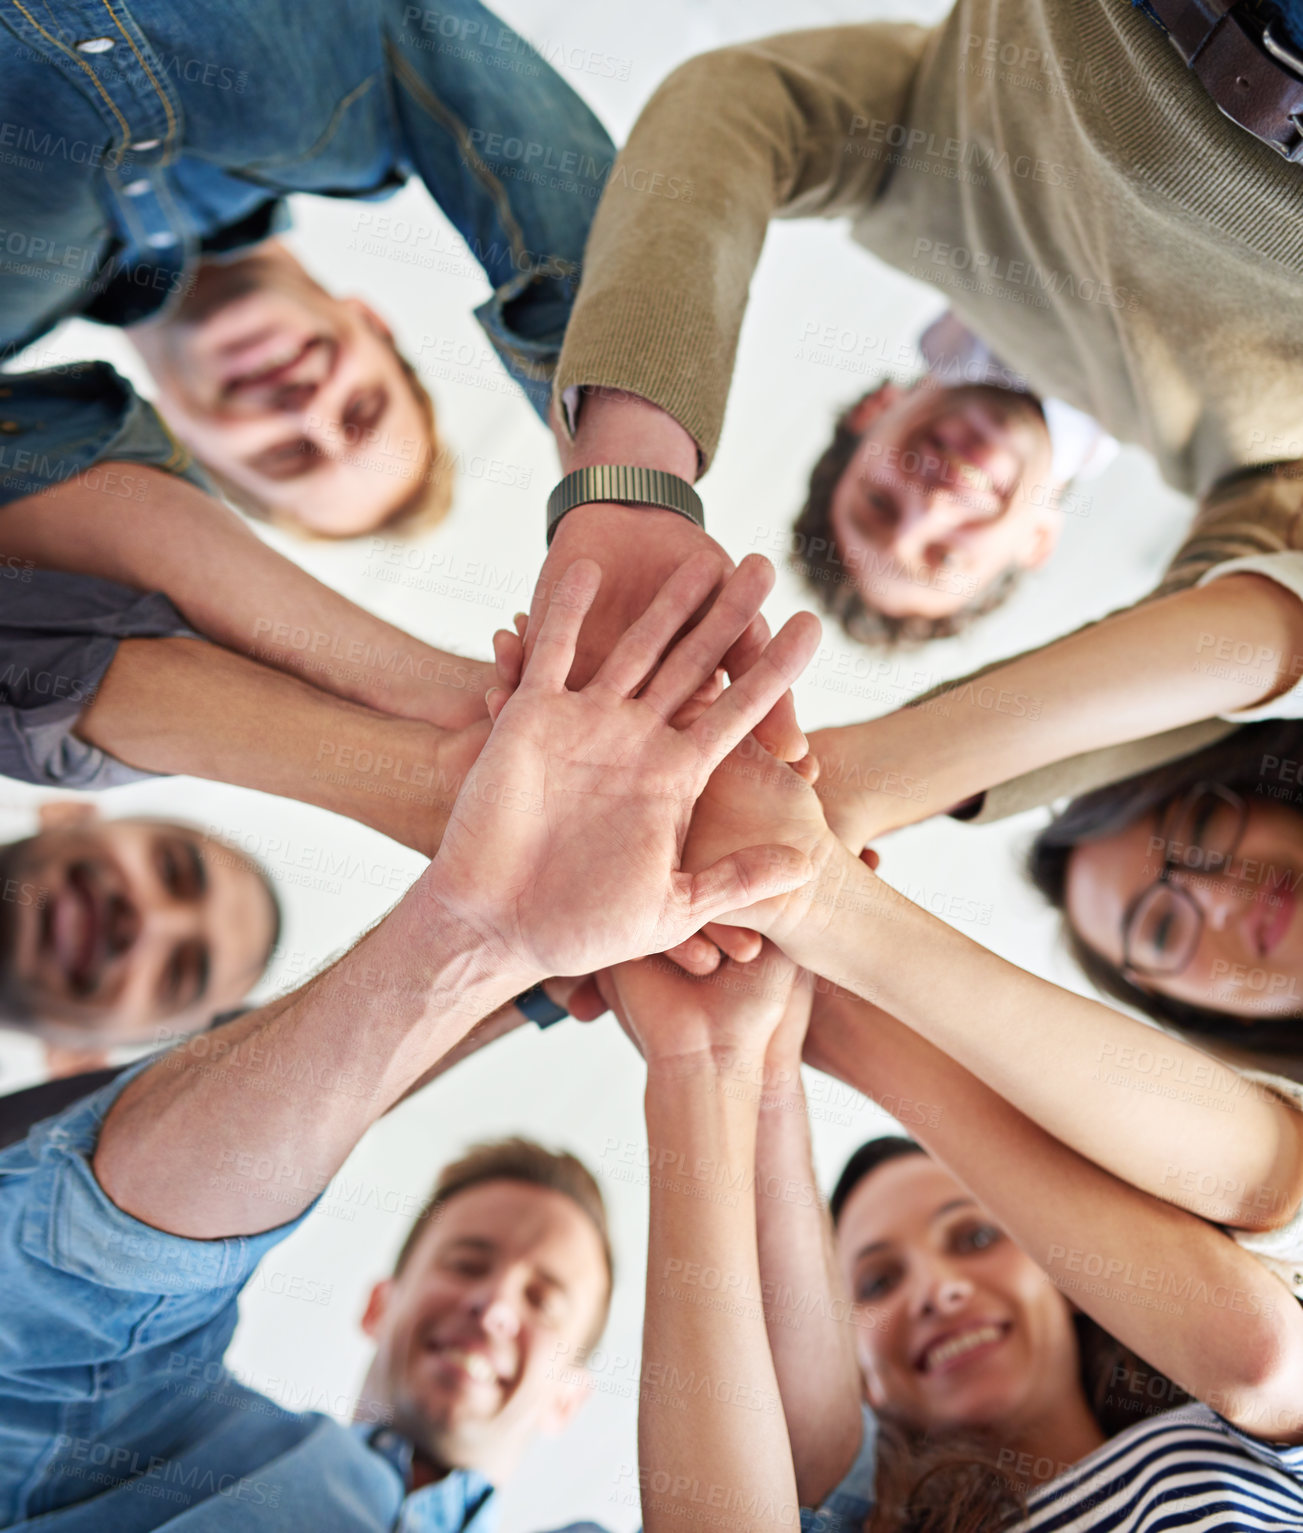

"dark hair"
[790, 389, 1023, 647]
[393, 1137, 614, 1348]
[1028, 718, 1303, 1055]
[832, 1137, 1185, 1532]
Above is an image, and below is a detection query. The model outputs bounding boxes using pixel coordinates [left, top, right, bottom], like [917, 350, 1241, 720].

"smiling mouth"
[917, 1322, 1011, 1374]
[422, 1340, 504, 1389]
[41, 863, 102, 996]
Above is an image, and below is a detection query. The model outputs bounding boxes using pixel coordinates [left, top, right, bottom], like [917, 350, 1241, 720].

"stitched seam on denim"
[5, 0, 131, 154]
[238, 73, 378, 172]
[99, 0, 179, 154]
[385, 38, 528, 269]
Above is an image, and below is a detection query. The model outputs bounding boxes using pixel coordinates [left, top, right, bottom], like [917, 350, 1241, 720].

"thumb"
[684, 844, 814, 928]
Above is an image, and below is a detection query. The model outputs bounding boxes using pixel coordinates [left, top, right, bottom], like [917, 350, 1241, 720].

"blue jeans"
[0, 0, 614, 498]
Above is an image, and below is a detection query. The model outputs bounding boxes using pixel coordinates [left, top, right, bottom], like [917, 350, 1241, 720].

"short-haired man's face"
[133, 246, 434, 536]
[830, 381, 1060, 620]
[0, 813, 276, 1047]
[361, 1180, 609, 1480]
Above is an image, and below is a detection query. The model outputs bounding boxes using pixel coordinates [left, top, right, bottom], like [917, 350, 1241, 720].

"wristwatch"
[515, 984, 569, 1029]
[546, 465, 704, 545]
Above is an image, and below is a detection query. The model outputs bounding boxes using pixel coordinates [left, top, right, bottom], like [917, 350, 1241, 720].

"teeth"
[925, 1324, 1003, 1371]
[443, 1348, 496, 1383]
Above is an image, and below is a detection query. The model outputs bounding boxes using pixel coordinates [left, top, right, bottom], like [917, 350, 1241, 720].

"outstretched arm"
[804, 989, 1303, 1443]
[810, 571, 1303, 848]
[94, 553, 819, 1238]
[1, 465, 492, 729]
[678, 743, 1303, 1235]
[602, 945, 861, 1515]
[75, 635, 488, 858]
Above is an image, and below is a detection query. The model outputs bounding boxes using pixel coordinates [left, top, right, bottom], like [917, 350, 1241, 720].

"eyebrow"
[852, 1197, 977, 1263]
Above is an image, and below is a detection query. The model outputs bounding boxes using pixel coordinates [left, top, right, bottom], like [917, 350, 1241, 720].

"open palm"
[430, 556, 822, 979]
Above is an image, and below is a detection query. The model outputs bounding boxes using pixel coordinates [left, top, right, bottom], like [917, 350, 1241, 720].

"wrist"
[411, 875, 543, 1016]
[561, 388, 700, 481]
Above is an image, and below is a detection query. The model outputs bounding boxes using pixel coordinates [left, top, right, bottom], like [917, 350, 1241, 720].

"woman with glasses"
[1028, 719, 1303, 1058]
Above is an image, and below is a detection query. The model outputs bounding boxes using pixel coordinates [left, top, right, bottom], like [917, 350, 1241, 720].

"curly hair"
[791, 388, 1023, 646]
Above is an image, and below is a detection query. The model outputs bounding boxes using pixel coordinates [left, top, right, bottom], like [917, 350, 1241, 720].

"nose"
[911, 1260, 975, 1320]
[104, 892, 141, 958]
[1181, 869, 1245, 936]
[466, 1276, 523, 1341]
[884, 488, 960, 567]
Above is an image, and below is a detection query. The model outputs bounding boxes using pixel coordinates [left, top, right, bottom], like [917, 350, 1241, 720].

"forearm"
[805, 993, 1303, 1442]
[753, 1051, 862, 1507]
[642, 1059, 799, 1533]
[75, 637, 480, 857]
[0, 466, 490, 726]
[815, 574, 1303, 842]
[777, 849, 1303, 1229]
[93, 880, 534, 1238]
[555, 26, 927, 469]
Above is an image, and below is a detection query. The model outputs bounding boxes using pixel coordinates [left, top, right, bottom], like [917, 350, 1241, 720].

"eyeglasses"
[1120, 784, 1248, 978]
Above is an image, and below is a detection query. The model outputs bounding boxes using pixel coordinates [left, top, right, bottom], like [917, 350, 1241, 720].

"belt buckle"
[1258, 19, 1303, 160]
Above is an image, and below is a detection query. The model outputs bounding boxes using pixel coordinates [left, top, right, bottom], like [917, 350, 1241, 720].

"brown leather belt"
[1144, 0, 1303, 161]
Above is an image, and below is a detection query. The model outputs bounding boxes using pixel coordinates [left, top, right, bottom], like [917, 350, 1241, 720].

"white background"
[1, 2, 1195, 1527]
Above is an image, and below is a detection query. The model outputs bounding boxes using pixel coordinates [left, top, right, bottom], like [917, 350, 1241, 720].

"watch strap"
[515, 984, 569, 1029]
[546, 466, 704, 545]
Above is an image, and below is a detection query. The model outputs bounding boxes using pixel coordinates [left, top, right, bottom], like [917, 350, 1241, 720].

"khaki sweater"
[556, 2, 1303, 818]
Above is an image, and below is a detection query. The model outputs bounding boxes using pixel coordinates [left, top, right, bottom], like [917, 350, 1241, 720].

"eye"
[528, 1284, 567, 1326]
[855, 1261, 901, 1303]
[951, 1220, 1003, 1255]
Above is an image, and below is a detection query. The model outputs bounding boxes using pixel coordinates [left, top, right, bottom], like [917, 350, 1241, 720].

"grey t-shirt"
[0, 571, 193, 788]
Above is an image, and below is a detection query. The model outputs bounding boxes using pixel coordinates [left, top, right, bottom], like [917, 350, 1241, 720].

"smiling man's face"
[829, 380, 1060, 619]
[361, 1179, 609, 1485]
[130, 243, 436, 537]
[0, 814, 276, 1046]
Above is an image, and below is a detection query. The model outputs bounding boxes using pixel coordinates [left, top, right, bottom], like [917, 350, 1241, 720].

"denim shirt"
[0, 1066, 876, 1531]
[0, 0, 614, 502]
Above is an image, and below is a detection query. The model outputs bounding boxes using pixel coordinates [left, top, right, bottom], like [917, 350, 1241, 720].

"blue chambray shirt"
[0, 0, 615, 502]
[0, 1066, 877, 1531]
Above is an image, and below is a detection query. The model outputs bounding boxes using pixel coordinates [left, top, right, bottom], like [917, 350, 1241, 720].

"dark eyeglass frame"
[1119, 783, 1249, 979]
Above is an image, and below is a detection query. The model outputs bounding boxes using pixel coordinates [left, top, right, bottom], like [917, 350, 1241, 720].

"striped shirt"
[1020, 1404, 1303, 1530]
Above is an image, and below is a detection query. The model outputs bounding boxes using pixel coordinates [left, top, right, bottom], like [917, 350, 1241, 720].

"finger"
[492, 628, 524, 692]
[485, 686, 511, 722]
[662, 934, 724, 976]
[513, 612, 529, 640]
[546, 974, 607, 1022]
[590, 551, 724, 697]
[723, 618, 808, 762]
[639, 554, 777, 720]
[682, 843, 815, 930]
[526, 560, 601, 691]
[688, 610, 822, 768]
[860, 847, 881, 872]
[702, 921, 762, 964]
[756, 690, 808, 762]
[791, 751, 821, 786]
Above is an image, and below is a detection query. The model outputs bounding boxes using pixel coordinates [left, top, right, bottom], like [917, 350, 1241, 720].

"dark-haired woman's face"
[835, 1156, 1081, 1434]
[1064, 797, 1303, 1021]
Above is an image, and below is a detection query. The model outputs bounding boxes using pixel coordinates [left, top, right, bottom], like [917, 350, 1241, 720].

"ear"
[537, 1363, 593, 1438]
[1017, 505, 1064, 570]
[37, 800, 99, 831]
[343, 297, 394, 343]
[360, 1278, 394, 1340]
[843, 383, 905, 435]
